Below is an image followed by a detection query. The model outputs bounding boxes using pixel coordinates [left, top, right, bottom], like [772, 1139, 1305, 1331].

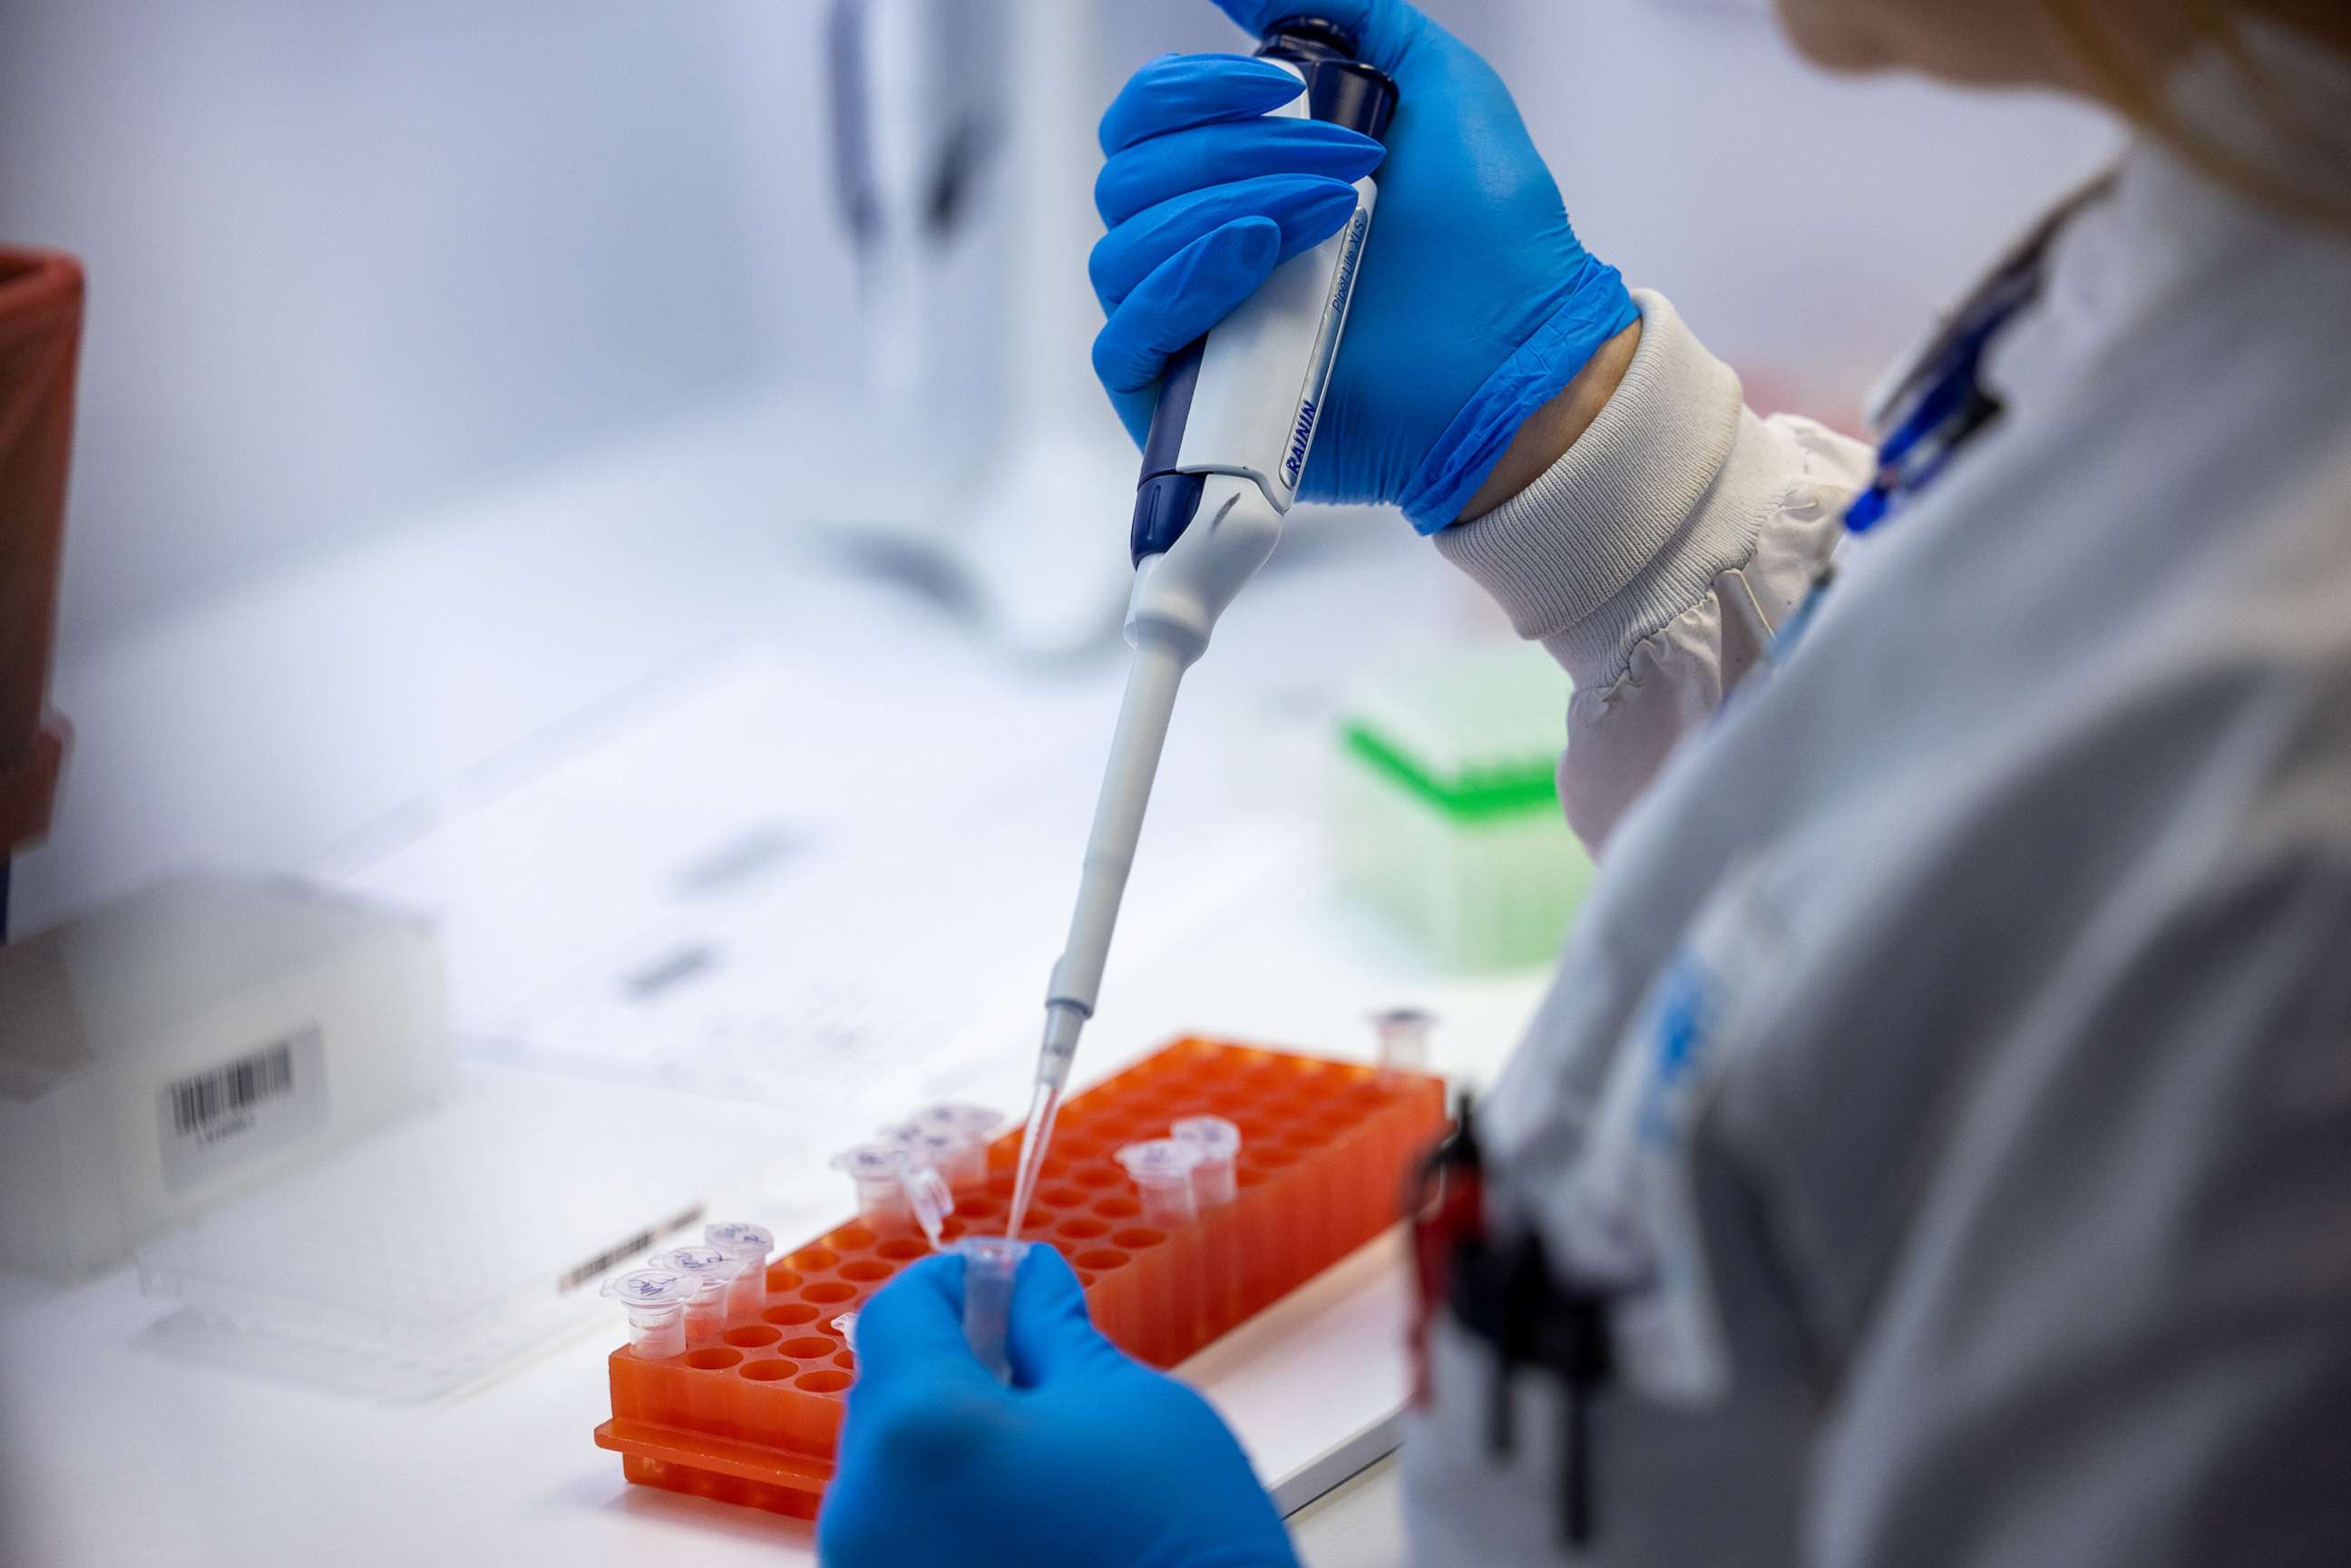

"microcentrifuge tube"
[833, 1144, 955, 1245]
[832, 1144, 919, 1233]
[601, 1268, 698, 1359]
[880, 1122, 980, 1193]
[1115, 1139, 1205, 1228]
[705, 1221, 776, 1316]
[1171, 1115, 1243, 1207]
[1372, 1007, 1436, 1077]
[912, 1103, 1004, 1188]
[953, 1237, 1030, 1384]
[832, 1311, 858, 1352]
[653, 1244, 750, 1343]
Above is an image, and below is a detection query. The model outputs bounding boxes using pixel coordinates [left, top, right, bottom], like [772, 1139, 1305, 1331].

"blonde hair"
[2044, 1, 2351, 228]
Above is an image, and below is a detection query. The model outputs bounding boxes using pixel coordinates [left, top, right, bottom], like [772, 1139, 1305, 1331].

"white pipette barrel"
[1013, 17, 1395, 1242]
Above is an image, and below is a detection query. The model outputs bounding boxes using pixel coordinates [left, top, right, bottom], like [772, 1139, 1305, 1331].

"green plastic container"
[1332, 645, 1595, 971]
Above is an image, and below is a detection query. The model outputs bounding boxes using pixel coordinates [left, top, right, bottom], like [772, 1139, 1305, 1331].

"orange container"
[0, 248, 82, 864]
[594, 1036, 1447, 1520]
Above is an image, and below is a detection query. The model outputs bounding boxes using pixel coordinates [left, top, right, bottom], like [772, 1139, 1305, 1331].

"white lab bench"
[0, 390, 1549, 1566]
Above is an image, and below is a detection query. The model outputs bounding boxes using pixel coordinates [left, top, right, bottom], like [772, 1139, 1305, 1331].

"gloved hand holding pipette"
[1093, 0, 1637, 531]
[1009, 0, 1642, 1241]
[817, 1249, 1299, 1568]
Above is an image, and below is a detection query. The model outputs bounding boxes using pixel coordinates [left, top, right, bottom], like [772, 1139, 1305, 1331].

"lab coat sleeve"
[1432, 290, 1872, 849]
[1809, 856, 2351, 1568]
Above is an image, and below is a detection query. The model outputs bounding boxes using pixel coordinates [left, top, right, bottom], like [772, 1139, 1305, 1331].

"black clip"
[1449, 1224, 1616, 1548]
[1559, 1288, 1614, 1545]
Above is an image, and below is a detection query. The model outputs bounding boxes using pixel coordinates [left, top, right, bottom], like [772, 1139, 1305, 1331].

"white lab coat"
[1400, 102, 2351, 1568]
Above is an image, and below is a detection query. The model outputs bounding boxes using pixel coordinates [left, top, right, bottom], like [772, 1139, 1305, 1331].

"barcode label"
[557, 1203, 706, 1294]
[169, 1043, 296, 1140]
[156, 1026, 330, 1191]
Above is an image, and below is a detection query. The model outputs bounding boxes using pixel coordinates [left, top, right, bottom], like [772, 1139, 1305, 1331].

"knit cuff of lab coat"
[1433, 291, 1756, 668]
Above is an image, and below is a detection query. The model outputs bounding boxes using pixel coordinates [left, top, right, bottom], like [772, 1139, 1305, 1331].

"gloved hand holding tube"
[1093, 0, 1638, 531]
[817, 1249, 1299, 1568]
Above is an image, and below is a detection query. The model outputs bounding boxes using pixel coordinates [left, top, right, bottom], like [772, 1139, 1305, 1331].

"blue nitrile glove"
[1090, 0, 1639, 534]
[817, 1248, 1298, 1568]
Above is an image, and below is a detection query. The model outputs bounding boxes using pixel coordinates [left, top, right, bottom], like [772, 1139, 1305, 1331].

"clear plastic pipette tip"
[1008, 1004, 1085, 1241]
[1003, 1078, 1061, 1245]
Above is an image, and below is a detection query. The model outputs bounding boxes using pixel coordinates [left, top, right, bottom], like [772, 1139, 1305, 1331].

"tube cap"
[879, 1123, 963, 1166]
[1116, 1138, 1205, 1183]
[601, 1269, 697, 1309]
[912, 1103, 1005, 1141]
[1171, 1115, 1243, 1161]
[905, 1164, 955, 1242]
[831, 1144, 911, 1180]
[655, 1244, 749, 1284]
[705, 1221, 775, 1257]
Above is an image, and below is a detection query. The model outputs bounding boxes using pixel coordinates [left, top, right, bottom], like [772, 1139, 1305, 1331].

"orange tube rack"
[593, 1035, 1448, 1519]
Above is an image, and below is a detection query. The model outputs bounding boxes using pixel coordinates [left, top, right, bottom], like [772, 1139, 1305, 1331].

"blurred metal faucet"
[827, 0, 1004, 394]
[823, 0, 1136, 657]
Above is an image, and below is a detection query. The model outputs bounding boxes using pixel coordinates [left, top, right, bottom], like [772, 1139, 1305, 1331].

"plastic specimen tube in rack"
[880, 1124, 979, 1193]
[831, 1144, 912, 1231]
[1171, 1115, 1242, 1207]
[829, 1144, 953, 1243]
[706, 1222, 776, 1316]
[1372, 1008, 1434, 1077]
[1115, 1139, 1205, 1227]
[902, 1103, 1005, 1189]
[954, 1237, 1029, 1383]
[656, 1244, 751, 1344]
[601, 1269, 698, 1359]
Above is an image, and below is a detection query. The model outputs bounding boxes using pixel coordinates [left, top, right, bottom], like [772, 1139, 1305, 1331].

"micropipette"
[1008, 16, 1400, 1242]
